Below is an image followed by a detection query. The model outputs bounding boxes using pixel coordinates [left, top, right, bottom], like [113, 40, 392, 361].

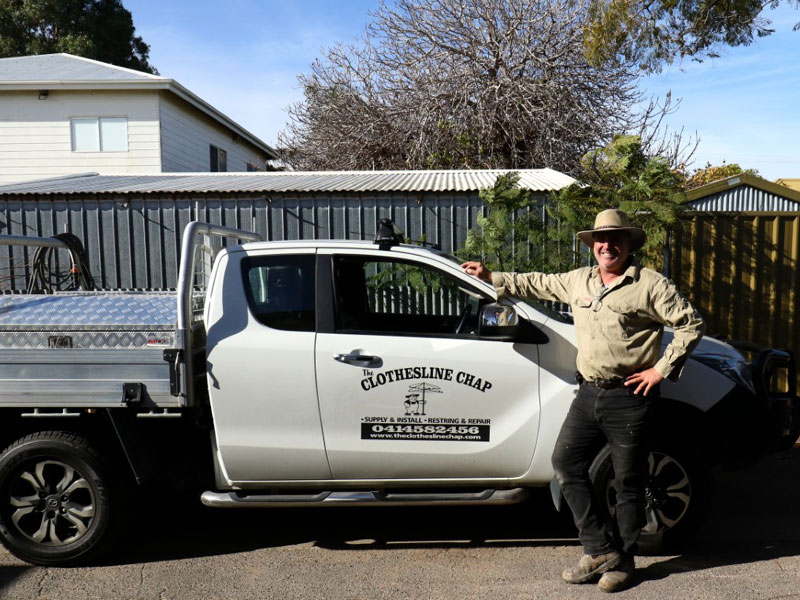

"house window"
[210, 145, 227, 172]
[246, 161, 263, 172]
[70, 118, 128, 152]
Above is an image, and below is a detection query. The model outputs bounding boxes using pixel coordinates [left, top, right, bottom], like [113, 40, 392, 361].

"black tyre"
[0, 432, 112, 566]
[590, 441, 712, 553]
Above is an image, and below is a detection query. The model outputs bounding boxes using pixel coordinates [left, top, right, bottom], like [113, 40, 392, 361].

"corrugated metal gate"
[0, 191, 549, 291]
[670, 212, 800, 389]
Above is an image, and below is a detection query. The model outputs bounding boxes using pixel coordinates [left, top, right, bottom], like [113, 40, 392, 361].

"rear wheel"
[0, 432, 112, 566]
[590, 441, 711, 552]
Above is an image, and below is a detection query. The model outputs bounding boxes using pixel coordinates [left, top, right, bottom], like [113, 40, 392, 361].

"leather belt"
[588, 378, 626, 390]
[576, 372, 626, 390]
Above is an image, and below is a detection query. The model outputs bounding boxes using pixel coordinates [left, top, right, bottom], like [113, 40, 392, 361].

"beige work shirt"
[492, 261, 705, 382]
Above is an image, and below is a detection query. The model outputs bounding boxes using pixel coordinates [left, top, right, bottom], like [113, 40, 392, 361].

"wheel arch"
[0, 409, 138, 487]
[651, 397, 725, 465]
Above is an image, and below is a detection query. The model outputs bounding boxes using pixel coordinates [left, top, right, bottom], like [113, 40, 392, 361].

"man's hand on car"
[461, 261, 492, 282]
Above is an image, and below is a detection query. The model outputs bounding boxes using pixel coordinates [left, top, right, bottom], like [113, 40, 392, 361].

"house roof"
[0, 53, 159, 82]
[775, 178, 800, 192]
[0, 53, 278, 159]
[0, 169, 577, 196]
[685, 173, 800, 211]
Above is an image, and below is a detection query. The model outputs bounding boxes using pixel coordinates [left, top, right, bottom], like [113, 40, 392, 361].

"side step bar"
[200, 488, 528, 508]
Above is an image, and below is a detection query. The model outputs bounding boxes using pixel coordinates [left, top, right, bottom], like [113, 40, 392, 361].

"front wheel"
[590, 441, 711, 553]
[0, 432, 113, 566]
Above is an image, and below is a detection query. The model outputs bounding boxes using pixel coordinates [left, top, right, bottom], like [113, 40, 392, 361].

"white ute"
[0, 220, 794, 565]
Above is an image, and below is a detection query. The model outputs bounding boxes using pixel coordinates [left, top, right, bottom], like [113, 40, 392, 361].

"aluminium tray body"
[0, 291, 178, 349]
[0, 291, 186, 408]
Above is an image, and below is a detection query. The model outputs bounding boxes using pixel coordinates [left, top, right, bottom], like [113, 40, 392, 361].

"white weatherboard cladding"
[0, 90, 161, 182]
[158, 94, 267, 173]
[204, 249, 331, 484]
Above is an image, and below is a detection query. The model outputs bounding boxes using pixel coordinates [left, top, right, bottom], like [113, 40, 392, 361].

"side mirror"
[478, 303, 519, 340]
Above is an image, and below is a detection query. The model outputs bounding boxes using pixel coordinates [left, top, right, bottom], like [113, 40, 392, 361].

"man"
[461, 208, 705, 593]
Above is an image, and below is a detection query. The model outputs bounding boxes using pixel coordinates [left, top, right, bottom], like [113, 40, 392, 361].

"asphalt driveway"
[1, 447, 799, 599]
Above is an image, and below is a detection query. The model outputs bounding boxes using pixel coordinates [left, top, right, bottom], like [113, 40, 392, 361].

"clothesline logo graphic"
[403, 382, 442, 416]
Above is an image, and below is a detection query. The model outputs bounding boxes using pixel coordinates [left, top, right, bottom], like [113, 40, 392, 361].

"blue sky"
[124, 0, 799, 180]
[641, 3, 800, 180]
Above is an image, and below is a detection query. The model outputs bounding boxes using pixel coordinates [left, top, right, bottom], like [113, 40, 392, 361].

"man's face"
[593, 230, 631, 274]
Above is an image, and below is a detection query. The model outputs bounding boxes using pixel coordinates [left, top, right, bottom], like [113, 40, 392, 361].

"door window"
[333, 256, 485, 336]
[242, 254, 315, 331]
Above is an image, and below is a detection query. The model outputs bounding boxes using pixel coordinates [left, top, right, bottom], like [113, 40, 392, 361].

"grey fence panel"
[1, 202, 23, 289]
[0, 191, 555, 291]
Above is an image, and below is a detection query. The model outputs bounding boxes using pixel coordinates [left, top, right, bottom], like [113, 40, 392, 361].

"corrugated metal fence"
[670, 212, 800, 390]
[0, 192, 550, 291]
[3, 194, 795, 389]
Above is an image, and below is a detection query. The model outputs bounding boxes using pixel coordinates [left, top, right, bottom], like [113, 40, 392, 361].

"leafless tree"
[280, 0, 672, 174]
[636, 93, 698, 170]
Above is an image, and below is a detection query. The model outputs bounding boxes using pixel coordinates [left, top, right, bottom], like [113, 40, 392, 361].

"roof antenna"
[374, 218, 404, 250]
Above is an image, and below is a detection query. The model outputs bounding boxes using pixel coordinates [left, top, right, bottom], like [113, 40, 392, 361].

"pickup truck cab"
[0, 221, 794, 565]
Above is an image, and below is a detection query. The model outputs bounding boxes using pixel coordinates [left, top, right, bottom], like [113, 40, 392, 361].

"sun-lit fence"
[669, 212, 800, 392]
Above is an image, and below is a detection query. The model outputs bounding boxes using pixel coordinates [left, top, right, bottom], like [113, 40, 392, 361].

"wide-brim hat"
[576, 208, 646, 252]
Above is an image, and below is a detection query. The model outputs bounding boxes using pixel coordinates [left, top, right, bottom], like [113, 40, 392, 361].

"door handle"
[334, 353, 383, 368]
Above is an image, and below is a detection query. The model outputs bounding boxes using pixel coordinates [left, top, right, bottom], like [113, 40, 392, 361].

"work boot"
[597, 553, 635, 593]
[561, 551, 621, 584]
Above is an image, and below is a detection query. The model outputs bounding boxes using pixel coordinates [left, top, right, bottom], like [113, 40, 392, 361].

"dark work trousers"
[551, 382, 657, 557]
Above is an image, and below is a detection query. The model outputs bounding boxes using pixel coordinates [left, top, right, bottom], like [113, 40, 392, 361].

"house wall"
[158, 93, 268, 173]
[0, 90, 162, 182]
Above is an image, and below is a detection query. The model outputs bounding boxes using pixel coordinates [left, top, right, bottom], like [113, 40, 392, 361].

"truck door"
[315, 250, 542, 480]
[205, 248, 331, 483]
